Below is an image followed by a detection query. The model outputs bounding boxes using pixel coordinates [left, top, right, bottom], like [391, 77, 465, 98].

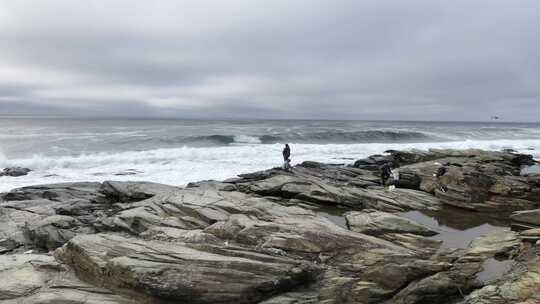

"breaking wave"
[140, 130, 438, 146]
[1, 139, 539, 192]
[258, 130, 436, 143]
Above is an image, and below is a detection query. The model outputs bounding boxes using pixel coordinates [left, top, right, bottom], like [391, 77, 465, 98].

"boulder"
[0, 167, 31, 177]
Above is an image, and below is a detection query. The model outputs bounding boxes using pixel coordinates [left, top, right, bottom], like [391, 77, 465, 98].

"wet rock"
[390, 230, 520, 304]
[0, 167, 31, 177]
[461, 246, 540, 304]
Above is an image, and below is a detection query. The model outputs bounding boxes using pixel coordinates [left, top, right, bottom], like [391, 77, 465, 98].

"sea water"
[1, 117, 539, 192]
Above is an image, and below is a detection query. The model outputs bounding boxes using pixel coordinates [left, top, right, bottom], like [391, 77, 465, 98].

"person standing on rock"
[380, 162, 392, 187]
[390, 166, 400, 191]
[282, 144, 292, 171]
[434, 162, 449, 193]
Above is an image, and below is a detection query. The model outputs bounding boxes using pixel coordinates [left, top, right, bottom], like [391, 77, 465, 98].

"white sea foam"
[233, 135, 262, 144]
[1, 139, 539, 192]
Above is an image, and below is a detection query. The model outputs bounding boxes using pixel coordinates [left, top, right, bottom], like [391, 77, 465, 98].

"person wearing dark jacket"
[283, 144, 290, 161]
[282, 144, 291, 171]
[435, 162, 449, 192]
[436, 166, 448, 178]
[380, 162, 392, 186]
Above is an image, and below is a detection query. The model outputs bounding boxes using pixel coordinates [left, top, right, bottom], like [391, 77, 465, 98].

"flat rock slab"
[345, 210, 438, 236]
[510, 209, 540, 226]
[56, 233, 321, 304]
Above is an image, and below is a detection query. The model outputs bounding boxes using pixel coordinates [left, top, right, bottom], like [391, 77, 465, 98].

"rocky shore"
[1, 149, 539, 304]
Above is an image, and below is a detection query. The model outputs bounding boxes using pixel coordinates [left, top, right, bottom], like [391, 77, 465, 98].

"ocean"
[1, 117, 539, 192]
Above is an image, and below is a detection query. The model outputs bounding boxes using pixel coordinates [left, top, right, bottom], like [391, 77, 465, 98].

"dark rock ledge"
[0, 149, 539, 304]
[0, 167, 31, 177]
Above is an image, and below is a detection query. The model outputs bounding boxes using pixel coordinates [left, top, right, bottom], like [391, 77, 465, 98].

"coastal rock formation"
[0, 149, 538, 303]
[225, 161, 441, 212]
[461, 244, 540, 304]
[390, 229, 520, 304]
[355, 149, 540, 212]
[0, 167, 31, 177]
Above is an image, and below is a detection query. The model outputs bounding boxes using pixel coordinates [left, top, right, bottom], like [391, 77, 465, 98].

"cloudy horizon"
[1, 1, 540, 121]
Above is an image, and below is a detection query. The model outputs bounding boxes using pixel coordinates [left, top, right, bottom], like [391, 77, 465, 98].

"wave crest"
[173, 130, 436, 146]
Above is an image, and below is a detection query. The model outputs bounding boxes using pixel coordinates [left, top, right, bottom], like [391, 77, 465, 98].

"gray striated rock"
[390, 229, 520, 304]
[389, 149, 540, 212]
[99, 180, 180, 202]
[0, 253, 135, 304]
[56, 233, 321, 304]
[461, 245, 540, 304]
[24, 215, 95, 251]
[510, 209, 540, 226]
[519, 228, 540, 243]
[344, 210, 442, 258]
[226, 164, 440, 212]
[345, 210, 438, 236]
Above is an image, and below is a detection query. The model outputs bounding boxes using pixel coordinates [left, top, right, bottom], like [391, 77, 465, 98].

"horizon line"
[0, 114, 538, 124]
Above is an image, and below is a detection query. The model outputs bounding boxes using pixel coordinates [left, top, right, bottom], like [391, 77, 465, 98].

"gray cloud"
[1, 0, 539, 121]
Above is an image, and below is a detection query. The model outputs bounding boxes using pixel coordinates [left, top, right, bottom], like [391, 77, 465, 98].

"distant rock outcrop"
[0, 167, 31, 177]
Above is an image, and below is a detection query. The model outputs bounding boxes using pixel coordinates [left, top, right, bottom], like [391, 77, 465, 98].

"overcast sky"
[1, 1, 539, 121]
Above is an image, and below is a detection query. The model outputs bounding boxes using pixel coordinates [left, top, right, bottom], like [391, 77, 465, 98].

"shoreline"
[1, 140, 540, 193]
